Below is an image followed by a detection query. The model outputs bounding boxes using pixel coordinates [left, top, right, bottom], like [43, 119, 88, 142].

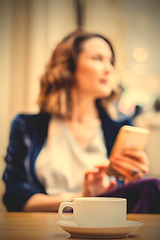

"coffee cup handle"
[58, 202, 74, 221]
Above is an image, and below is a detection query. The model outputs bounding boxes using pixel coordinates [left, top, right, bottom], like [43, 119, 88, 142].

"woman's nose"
[104, 61, 114, 74]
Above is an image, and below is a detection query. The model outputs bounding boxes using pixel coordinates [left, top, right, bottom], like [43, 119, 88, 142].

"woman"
[3, 29, 160, 213]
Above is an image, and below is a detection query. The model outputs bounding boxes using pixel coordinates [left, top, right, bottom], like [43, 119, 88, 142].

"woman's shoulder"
[13, 112, 50, 122]
[11, 112, 51, 132]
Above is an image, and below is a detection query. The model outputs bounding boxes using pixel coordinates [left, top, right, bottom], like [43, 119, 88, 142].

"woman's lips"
[99, 79, 109, 84]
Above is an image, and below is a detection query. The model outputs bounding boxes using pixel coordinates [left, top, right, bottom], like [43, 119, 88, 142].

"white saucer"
[57, 220, 143, 239]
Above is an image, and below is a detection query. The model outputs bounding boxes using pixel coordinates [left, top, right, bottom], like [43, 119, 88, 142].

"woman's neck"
[70, 90, 99, 123]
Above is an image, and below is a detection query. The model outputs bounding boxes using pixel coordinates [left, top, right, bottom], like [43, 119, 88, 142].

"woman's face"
[73, 37, 114, 99]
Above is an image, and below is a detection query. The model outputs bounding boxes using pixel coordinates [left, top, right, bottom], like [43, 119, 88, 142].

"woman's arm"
[23, 164, 117, 212]
[3, 114, 46, 211]
[22, 192, 82, 212]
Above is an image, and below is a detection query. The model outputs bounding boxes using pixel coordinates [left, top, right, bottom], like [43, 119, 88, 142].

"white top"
[35, 117, 110, 199]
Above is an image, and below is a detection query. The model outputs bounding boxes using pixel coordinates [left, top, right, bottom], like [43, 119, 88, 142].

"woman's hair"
[37, 29, 115, 118]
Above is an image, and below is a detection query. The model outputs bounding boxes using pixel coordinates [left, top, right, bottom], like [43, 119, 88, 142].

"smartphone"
[107, 125, 150, 177]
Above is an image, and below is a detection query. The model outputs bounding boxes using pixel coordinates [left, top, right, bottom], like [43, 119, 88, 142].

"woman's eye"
[92, 56, 102, 61]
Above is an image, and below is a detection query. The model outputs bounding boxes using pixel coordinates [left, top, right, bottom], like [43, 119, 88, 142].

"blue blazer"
[3, 105, 131, 211]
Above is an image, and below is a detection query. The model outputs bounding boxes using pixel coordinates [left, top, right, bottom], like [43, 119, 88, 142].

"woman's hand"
[82, 164, 117, 197]
[110, 149, 150, 183]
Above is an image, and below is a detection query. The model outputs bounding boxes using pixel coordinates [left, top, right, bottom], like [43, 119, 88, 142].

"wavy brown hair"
[37, 29, 115, 118]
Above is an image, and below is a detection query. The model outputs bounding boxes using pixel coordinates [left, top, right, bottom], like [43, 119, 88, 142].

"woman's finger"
[111, 152, 149, 174]
[124, 149, 150, 165]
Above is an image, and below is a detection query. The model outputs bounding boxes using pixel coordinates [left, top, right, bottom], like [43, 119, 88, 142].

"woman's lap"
[99, 178, 160, 213]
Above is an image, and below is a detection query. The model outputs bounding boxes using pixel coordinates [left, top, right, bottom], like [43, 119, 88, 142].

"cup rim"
[74, 197, 126, 202]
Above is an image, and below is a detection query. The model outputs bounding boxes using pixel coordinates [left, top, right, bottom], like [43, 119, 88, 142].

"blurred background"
[0, 0, 160, 210]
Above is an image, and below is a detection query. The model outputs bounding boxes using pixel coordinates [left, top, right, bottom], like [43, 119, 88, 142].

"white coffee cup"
[58, 197, 127, 227]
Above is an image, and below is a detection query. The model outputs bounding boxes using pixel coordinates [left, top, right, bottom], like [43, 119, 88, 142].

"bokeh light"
[133, 47, 149, 62]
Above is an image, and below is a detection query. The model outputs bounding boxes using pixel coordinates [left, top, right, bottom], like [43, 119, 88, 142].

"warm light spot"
[118, 88, 151, 115]
[133, 47, 149, 62]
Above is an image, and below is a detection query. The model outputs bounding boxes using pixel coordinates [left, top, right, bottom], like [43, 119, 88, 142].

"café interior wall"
[0, 1, 160, 209]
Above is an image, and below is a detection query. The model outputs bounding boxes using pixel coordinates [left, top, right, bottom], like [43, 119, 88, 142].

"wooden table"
[0, 212, 160, 240]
